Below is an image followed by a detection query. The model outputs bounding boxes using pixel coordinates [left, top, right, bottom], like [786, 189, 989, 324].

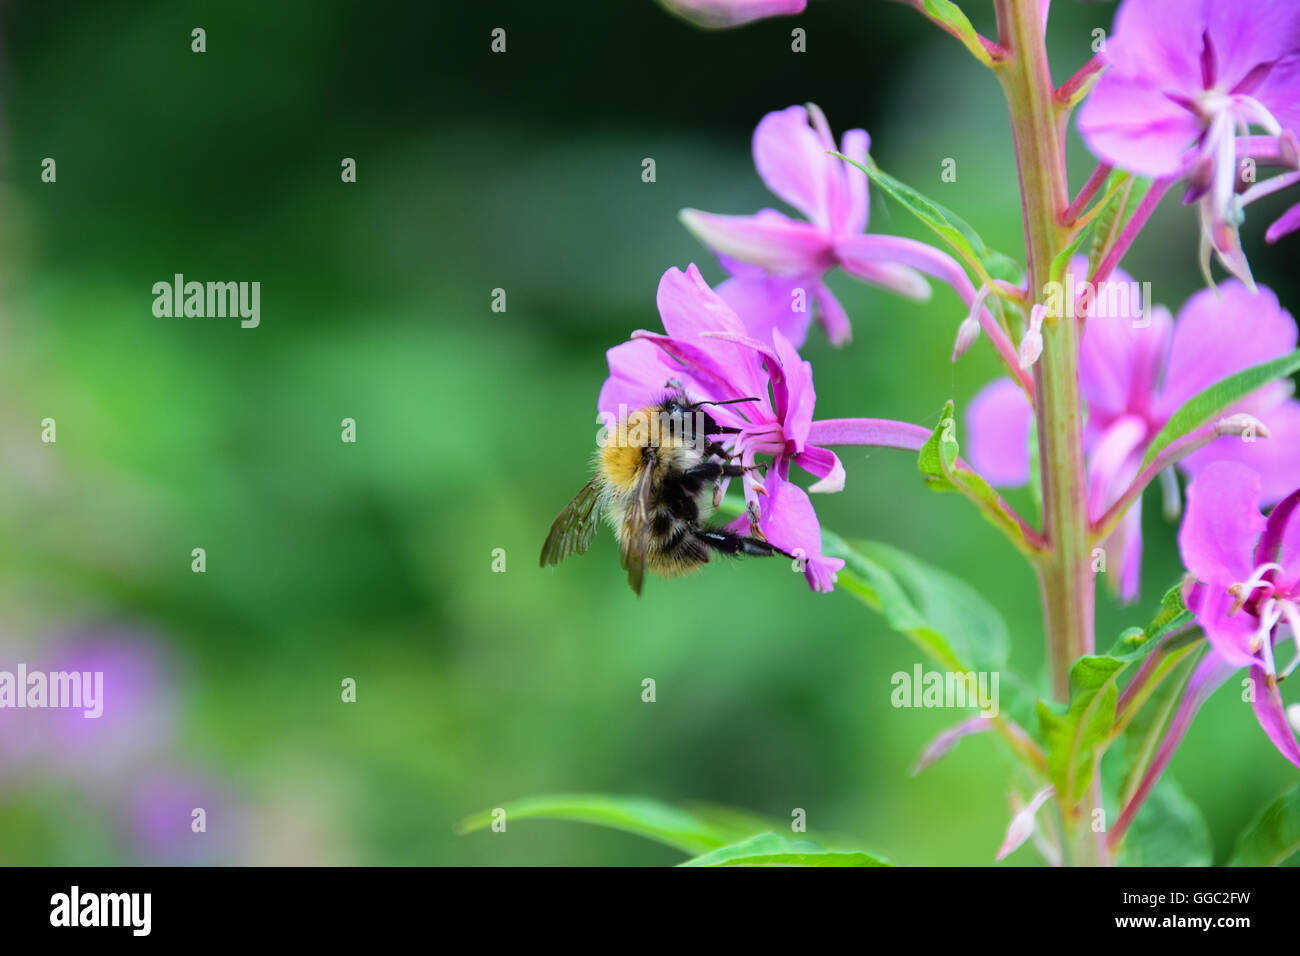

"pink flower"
[656, 0, 805, 29]
[1177, 462, 1300, 766]
[967, 278, 1300, 600]
[1077, 0, 1300, 283]
[680, 105, 978, 347]
[599, 264, 846, 590]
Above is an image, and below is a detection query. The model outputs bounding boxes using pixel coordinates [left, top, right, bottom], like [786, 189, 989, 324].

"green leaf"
[1049, 222, 1094, 286]
[680, 832, 889, 867]
[1141, 349, 1300, 470]
[1117, 644, 1203, 805]
[1088, 172, 1146, 277]
[1105, 582, 1193, 663]
[1118, 777, 1212, 867]
[918, 402, 1036, 552]
[918, 401, 959, 488]
[838, 155, 1020, 284]
[920, 0, 993, 66]
[454, 794, 755, 855]
[1038, 656, 1125, 805]
[822, 532, 1008, 673]
[1230, 785, 1300, 866]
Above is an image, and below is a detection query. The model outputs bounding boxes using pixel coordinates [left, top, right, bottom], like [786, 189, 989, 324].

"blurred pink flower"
[681, 105, 978, 346]
[656, 0, 805, 29]
[967, 278, 1300, 600]
[1077, 0, 1300, 282]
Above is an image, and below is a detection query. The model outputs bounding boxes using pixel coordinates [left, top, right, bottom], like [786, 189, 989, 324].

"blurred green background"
[0, 0, 1297, 865]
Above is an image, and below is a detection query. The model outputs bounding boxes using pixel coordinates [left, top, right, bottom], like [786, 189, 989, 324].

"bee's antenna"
[697, 397, 761, 407]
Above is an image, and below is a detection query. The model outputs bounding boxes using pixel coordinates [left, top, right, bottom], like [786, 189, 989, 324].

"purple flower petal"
[716, 272, 817, 348]
[1086, 415, 1149, 521]
[1078, 281, 1169, 431]
[1248, 666, 1300, 768]
[1179, 399, 1300, 504]
[1179, 460, 1268, 587]
[838, 128, 870, 235]
[598, 338, 681, 425]
[1205, 2, 1300, 93]
[679, 208, 833, 275]
[812, 281, 853, 346]
[753, 105, 841, 230]
[1257, 54, 1300, 151]
[965, 378, 1034, 487]
[1104, 0, 1208, 90]
[1185, 579, 1266, 669]
[1266, 201, 1300, 245]
[1077, 73, 1202, 178]
[796, 444, 845, 493]
[806, 417, 931, 451]
[751, 468, 843, 592]
[771, 328, 814, 450]
[1156, 283, 1298, 418]
[656, 0, 806, 29]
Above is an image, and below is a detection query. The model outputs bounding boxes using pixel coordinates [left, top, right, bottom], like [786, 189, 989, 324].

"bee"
[540, 391, 792, 595]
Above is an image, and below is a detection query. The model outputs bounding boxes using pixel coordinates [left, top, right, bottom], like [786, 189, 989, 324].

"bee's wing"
[539, 477, 604, 567]
[619, 453, 657, 597]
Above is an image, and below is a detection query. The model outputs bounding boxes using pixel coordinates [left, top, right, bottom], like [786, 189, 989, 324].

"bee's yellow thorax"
[599, 440, 646, 492]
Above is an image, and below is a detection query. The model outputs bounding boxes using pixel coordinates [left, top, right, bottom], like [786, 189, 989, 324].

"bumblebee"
[540, 392, 791, 595]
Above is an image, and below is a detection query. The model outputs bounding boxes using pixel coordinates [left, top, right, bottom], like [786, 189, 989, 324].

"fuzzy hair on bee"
[539, 391, 792, 595]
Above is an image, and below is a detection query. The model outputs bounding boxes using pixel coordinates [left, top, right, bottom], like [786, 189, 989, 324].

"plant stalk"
[994, 0, 1103, 866]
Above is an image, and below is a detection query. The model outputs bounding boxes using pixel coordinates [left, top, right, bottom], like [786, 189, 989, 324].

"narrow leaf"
[921, 0, 994, 66]
[1230, 785, 1300, 866]
[839, 155, 1020, 283]
[680, 832, 889, 867]
[455, 794, 753, 855]
[1141, 350, 1300, 470]
[823, 532, 1009, 673]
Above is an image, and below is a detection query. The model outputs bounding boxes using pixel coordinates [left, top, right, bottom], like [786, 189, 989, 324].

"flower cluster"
[968, 275, 1300, 601]
[1078, 0, 1300, 283]
[681, 105, 980, 347]
[597, 106, 980, 593]
[574, 0, 1300, 864]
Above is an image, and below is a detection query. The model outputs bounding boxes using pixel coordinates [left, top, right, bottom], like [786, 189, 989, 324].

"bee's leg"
[694, 528, 793, 560]
[685, 462, 757, 481]
[704, 439, 736, 460]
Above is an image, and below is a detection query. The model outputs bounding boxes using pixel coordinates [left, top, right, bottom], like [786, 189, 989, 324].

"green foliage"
[682, 832, 888, 867]
[455, 794, 759, 855]
[1104, 582, 1193, 663]
[1119, 777, 1212, 867]
[1141, 349, 1300, 469]
[837, 154, 1021, 284]
[920, 0, 994, 67]
[1043, 586, 1196, 808]
[1038, 657, 1123, 806]
[1230, 786, 1300, 866]
[823, 532, 1008, 674]
[1088, 172, 1147, 276]
[918, 401, 1036, 553]
[458, 795, 889, 866]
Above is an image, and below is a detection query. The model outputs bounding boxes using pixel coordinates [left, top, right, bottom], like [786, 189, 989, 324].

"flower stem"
[994, 0, 1103, 866]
